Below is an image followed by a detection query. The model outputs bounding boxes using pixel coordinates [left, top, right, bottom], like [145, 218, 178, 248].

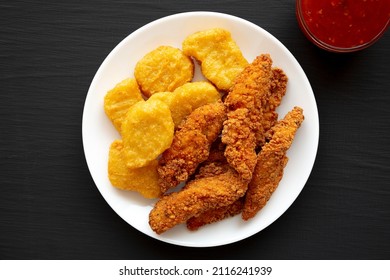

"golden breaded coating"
[158, 100, 226, 193]
[148, 82, 221, 128]
[222, 54, 273, 181]
[182, 28, 248, 91]
[185, 141, 244, 230]
[134, 46, 194, 97]
[195, 137, 227, 169]
[187, 198, 244, 231]
[242, 106, 304, 220]
[149, 164, 247, 234]
[261, 68, 288, 143]
[108, 140, 161, 198]
[121, 99, 174, 168]
[146, 91, 172, 106]
[104, 78, 144, 133]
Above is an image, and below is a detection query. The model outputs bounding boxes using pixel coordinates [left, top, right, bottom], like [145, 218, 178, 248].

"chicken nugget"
[182, 28, 248, 91]
[108, 140, 161, 198]
[122, 99, 174, 168]
[134, 46, 194, 97]
[104, 78, 144, 133]
[148, 82, 221, 128]
[146, 91, 172, 106]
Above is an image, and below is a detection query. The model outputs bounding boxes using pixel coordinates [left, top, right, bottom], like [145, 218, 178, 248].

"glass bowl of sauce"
[296, 0, 390, 52]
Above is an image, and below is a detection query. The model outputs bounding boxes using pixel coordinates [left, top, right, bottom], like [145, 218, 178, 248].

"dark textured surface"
[1, 0, 389, 259]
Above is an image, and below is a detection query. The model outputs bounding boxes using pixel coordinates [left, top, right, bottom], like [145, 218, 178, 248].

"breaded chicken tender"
[187, 198, 244, 231]
[184, 146, 245, 230]
[149, 163, 247, 234]
[134, 46, 194, 97]
[222, 54, 273, 181]
[122, 99, 174, 168]
[104, 78, 144, 133]
[186, 97, 298, 228]
[148, 82, 221, 128]
[158, 100, 226, 193]
[108, 140, 161, 198]
[182, 28, 248, 91]
[261, 68, 288, 143]
[242, 106, 304, 220]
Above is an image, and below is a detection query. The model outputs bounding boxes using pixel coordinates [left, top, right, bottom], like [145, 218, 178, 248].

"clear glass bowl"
[296, 0, 390, 53]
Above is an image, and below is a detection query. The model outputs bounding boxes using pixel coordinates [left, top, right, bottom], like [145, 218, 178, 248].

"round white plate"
[82, 11, 319, 247]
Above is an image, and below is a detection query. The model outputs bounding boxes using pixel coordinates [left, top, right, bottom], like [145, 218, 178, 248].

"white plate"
[82, 11, 319, 247]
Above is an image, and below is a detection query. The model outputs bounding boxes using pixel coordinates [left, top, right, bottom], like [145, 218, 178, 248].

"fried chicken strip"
[149, 163, 248, 234]
[222, 54, 273, 181]
[187, 71, 288, 230]
[261, 68, 288, 143]
[187, 198, 244, 231]
[183, 139, 242, 230]
[242, 106, 304, 220]
[158, 100, 226, 193]
[186, 68, 289, 230]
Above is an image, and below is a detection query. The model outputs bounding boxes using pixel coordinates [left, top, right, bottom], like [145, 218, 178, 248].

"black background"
[1, 0, 389, 259]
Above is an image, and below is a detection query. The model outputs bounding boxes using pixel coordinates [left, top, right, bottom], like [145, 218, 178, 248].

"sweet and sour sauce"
[296, 0, 390, 52]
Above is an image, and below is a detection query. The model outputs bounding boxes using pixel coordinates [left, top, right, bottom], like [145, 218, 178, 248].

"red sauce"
[298, 0, 390, 50]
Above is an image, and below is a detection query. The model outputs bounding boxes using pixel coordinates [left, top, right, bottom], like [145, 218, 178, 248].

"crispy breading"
[149, 163, 247, 234]
[182, 28, 248, 91]
[121, 99, 174, 168]
[104, 78, 144, 133]
[184, 141, 242, 231]
[182, 141, 243, 231]
[193, 137, 227, 173]
[222, 54, 273, 181]
[187, 198, 244, 231]
[242, 106, 304, 220]
[108, 140, 161, 198]
[134, 46, 194, 97]
[148, 82, 221, 128]
[261, 68, 288, 143]
[157, 100, 226, 193]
